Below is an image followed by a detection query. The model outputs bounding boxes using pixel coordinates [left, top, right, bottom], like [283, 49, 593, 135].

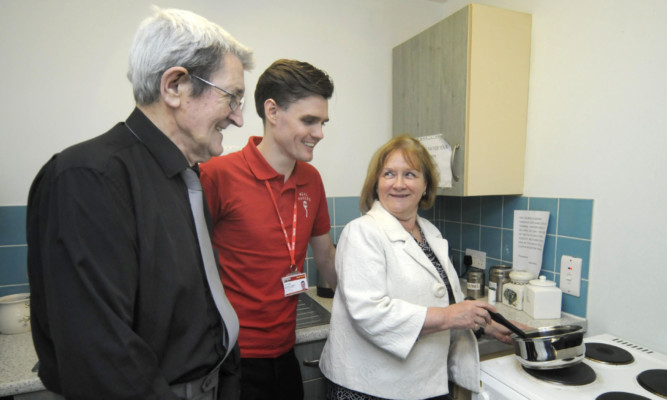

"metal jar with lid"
[466, 267, 485, 299]
[489, 265, 512, 303]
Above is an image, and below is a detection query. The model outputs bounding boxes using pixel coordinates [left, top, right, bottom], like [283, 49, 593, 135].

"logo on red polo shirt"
[298, 191, 312, 218]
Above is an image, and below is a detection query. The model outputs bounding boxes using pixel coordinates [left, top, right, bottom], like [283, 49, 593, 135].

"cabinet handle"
[451, 143, 460, 182]
[303, 359, 320, 368]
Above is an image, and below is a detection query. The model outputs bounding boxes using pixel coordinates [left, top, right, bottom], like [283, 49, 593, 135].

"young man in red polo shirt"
[200, 59, 337, 400]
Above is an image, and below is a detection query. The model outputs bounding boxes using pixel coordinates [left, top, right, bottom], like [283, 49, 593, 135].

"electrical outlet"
[465, 249, 487, 270]
[559, 255, 582, 297]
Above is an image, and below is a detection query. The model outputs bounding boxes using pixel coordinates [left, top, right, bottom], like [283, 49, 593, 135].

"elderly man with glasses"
[27, 7, 253, 399]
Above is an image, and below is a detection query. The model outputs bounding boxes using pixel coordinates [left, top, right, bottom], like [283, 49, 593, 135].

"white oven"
[473, 333, 667, 400]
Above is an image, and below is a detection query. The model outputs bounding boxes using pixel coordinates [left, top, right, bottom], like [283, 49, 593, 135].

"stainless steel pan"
[511, 325, 585, 369]
[488, 312, 584, 370]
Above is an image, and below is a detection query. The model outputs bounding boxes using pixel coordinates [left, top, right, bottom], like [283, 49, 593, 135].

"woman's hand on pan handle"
[421, 299, 496, 335]
[485, 319, 533, 344]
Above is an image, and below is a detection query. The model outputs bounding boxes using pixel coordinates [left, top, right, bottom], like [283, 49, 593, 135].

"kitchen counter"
[0, 329, 42, 396]
[295, 288, 333, 345]
[0, 287, 585, 397]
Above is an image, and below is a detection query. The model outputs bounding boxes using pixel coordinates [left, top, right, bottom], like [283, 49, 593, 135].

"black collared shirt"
[27, 108, 226, 399]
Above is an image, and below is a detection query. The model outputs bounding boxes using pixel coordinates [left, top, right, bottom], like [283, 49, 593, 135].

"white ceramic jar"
[501, 271, 532, 310]
[524, 276, 562, 319]
[0, 293, 31, 334]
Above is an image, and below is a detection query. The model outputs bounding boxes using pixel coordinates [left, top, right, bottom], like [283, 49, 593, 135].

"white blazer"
[319, 201, 480, 399]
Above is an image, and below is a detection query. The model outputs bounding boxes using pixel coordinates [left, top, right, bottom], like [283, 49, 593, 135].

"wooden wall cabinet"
[393, 4, 531, 196]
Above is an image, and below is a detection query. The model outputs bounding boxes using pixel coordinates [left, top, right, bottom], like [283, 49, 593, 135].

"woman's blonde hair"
[360, 134, 439, 213]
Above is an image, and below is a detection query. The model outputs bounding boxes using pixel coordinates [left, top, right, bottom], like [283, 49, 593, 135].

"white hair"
[127, 6, 253, 105]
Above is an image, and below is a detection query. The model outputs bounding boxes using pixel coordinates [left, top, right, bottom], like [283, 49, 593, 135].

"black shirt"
[26, 108, 226, 399]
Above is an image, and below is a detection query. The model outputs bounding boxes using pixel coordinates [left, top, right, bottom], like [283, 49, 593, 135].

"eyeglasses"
[190, 74, 245, 112]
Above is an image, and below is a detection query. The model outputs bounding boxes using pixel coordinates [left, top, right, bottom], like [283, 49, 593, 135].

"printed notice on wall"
[512, 210, 550, 278]
[417, 134, 453, 188]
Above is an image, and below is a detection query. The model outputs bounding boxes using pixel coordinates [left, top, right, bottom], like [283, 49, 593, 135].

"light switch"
[465, 249, 487, 270]
[559, 255, 582, 297]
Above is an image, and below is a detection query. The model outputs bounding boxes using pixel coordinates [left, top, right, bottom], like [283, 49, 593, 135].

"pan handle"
[489, 311, 528, 339]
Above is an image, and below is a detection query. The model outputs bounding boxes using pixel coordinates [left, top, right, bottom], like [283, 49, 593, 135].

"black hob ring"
[522, 362, 596, 386]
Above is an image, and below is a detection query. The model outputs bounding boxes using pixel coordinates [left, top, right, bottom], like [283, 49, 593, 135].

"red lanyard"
[264, 180, 298, 270]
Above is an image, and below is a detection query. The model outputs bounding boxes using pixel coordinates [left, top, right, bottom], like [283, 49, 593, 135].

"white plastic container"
[501, 271, 532, 310]
[0, 293, 31, 334]
[524, 276, 562, 319]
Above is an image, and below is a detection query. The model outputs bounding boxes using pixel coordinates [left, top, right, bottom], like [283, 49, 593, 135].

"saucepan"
[489, 311, 585, 370]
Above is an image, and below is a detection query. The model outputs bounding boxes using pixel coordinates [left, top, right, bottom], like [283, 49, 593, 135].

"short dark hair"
[254, 59, 334, 122]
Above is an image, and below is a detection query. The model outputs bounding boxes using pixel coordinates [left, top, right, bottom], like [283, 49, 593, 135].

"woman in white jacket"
[319, 135, 517, 400]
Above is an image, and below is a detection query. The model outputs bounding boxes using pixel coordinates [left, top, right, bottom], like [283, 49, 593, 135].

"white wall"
[2, 0, 666, 352]
[438, 0, 667, 352]
[0, 0, 444, 204]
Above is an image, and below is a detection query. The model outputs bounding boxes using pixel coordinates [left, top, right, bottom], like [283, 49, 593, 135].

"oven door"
[472, 370, 532, 400]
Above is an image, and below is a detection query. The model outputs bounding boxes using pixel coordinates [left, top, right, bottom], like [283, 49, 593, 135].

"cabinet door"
[294, 340, 327, 400]
[303, 377, 328, 400]
[295, 339, 328, 399]
[393, 6, 469, 196]
[465, 4, 530, 196]
[393, 5, 531, 197]
[294, 339, 325, 381]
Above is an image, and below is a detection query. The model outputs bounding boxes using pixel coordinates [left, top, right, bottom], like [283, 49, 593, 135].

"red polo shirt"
[200, 136, 330, 358]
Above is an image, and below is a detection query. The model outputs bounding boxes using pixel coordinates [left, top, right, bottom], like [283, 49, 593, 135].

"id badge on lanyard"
[282, 265, 309, 297]
[265, 181, 309, 297]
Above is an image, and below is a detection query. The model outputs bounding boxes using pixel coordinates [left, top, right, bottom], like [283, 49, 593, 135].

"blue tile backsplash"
[1, 195, 593, 317]
[0, 206, 30, 296]
[428, 195, 593, 318]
